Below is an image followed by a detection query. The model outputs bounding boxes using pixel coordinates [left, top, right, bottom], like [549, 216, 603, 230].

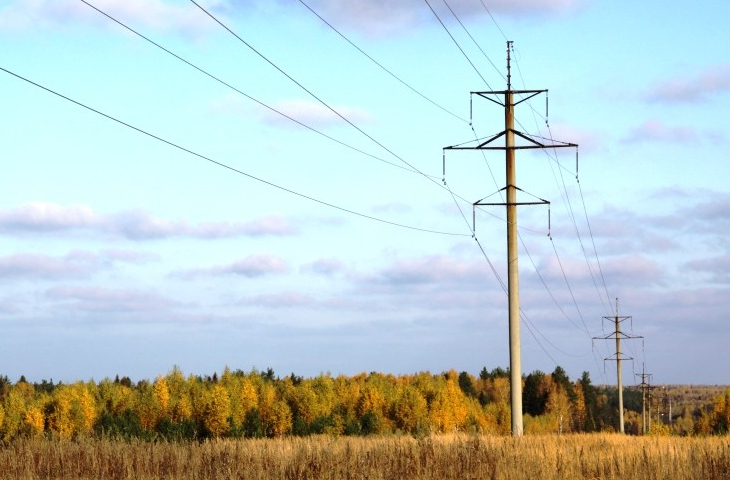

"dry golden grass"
[1, 433, 729, 480]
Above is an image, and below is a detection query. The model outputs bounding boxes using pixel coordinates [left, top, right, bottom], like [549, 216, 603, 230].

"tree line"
[0, 366, 727, 442]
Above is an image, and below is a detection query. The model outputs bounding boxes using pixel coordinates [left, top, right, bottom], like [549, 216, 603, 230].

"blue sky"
[1, 0, 729, 386]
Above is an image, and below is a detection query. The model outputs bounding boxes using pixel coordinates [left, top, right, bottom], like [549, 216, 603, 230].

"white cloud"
[223, 254, 290, 277]
[544, 122, 602, 153]
[102, 249, 160, 265]
[0, 0, 221, 36]
[600, 254, 664, 286]
[0, 253, 96, 281]
[0, 203, 298, 240]
[685, 255, 730, 284]
[0, 202, 100, 233]
[372, 254, 488, 286]
[46, 285, 178, 313]
[623, 119, 723, 145]
[647, 64, 730, 103]
[300, 257, 344, 276]
[0, 250, 159, 282]
[175, 253, 290, 279]
[286, 0, 586, 37]
[239, 291, 314, 308]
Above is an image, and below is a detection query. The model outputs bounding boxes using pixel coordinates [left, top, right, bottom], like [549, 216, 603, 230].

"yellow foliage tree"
[429, 378, 468, 433]
[47, 383, 97, 439]
[267, 400, 292, 437]
[357, 384, 386, 418]
[98, 379, 133, 416]
[484, 400, 511, 435]
[1, 384, 31, 441]
[487, 377, 511, 405]
[204, 384, 231, 437]
[223, 373, 259, 428]
[135, 383, 158, 431]
[334, 375, 361, 421]
[153, 375, 170, 417]
[75, 384, 97, 434]
[545, 383, 572, 434]
[392, 384, 427, 434]
[571, 381, 587, 431]
[288, 381, 319, 425]
[240, 378, 259, 416]
[24, 405, 45, 436]
[259, 383, 291, 437]
[48, 387, 74, 439]
[711, 387, 730, 434]
[172, 394, 193, 423]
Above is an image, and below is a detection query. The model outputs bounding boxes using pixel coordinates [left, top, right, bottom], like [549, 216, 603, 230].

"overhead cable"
[0, 65, 470, 238]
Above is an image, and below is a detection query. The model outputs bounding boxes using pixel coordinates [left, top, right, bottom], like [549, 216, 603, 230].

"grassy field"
[1, 433, 729, 480]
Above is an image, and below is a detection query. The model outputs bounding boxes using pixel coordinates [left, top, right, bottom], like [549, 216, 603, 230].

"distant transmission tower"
[634, 364, 657, 434]
[444, 41, 577, 436]
[593, 298, 642, 434]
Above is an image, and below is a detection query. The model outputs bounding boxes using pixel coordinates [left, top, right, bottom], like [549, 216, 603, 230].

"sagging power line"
[0, 65, 470, 239]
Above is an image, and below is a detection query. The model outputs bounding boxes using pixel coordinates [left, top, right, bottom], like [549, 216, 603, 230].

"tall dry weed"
[0, 433, 728, 480]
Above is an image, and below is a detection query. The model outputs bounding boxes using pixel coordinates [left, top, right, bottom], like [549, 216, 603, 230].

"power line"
[511, 46, 613, 316]
[189, 0, 438, 186]
[82, 0, 490, 237]
[295, 0, 469, 124]
[576, 175, 613, 308]
[508, 48, 616, 381]
[0, 65, 471, 238]
[473, 236, 563, 366]
[476, 0, 508, 41]
[548, 237, 591, 336]
[421, 0, 493, 89]
[545, 128, 612, 315]
[188, 0, 487, 235]
[440, 0, 505, 82]
[79, 0, 435, 179]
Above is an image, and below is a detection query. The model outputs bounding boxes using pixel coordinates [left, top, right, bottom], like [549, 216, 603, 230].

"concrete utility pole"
[635, 365, 654, 434]
[504, 43, 522, 438]
[443, 42, 577, 437]
[593, 299, 641, 434]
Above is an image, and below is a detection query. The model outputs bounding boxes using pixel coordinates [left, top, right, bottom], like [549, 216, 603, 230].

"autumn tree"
[259, 383, 291, 437]
[134, 382, 158, 431]
[571, 380, 587, 432]
[392, 384, 428, 434]
[152, 375, 170, 419]
[711, 387, 730, 434]
[333, 374, 362, 434]
[46, 383, 96, 439]
[48, 387, 74, 439]
[545, 380, 572, 433]
[429, 373, 468, 433]
[1, 385, 30, 441]
[203, 384, 231, 437]
[97, 378, 133, 417]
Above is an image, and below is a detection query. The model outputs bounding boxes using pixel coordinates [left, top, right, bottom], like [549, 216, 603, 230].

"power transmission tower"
[634, 365, 655, 434]
[593, 298, 642, 434]
[444, 41, 577, 437]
